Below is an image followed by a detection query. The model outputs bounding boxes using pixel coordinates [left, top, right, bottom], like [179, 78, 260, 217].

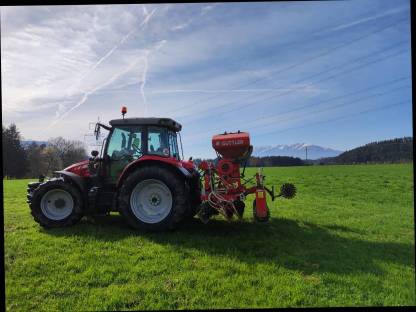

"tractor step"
[87, 187, 115, 215]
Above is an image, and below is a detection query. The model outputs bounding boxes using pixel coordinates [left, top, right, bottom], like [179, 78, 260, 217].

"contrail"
[65, 7, 157, 97]
[171, 3, 219, 31]
[52, 6, 157, 126]
[140, 50, 150, 115]
[48, 57, 144, 128]
[139, 39, 166, 115]
[50, 39, 165, 127]
[142, 5, 148, 16]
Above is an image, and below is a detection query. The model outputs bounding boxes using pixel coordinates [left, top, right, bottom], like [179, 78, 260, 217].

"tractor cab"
[92, 117, 185, 183]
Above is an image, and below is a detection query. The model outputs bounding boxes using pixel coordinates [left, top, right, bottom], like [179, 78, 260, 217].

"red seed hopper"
[212, 132, 251, 159]
[198, 131, 296, 223]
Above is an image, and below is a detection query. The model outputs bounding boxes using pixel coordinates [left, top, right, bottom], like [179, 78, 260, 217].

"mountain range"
[252, 143, 343, 160]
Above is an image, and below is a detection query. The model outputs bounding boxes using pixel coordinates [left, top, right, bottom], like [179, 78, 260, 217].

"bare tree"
[26, 143, 49, 177]
[41, 146, 62, 175]
[47, 137, 87, 169]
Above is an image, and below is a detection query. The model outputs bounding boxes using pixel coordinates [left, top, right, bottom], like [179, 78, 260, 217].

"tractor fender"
[116, 158, 191, 189]
[55, 170, 87, 193]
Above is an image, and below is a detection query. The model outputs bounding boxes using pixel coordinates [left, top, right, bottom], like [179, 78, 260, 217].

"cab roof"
[109, 117, 182, 132]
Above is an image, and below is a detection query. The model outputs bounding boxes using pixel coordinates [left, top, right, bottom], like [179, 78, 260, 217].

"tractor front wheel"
[118, 166, 188, 231]
[28, 179, 84, 228]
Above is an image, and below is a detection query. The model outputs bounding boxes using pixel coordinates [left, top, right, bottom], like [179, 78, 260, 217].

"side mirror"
[91, 150, 99, 157]
[94, 123, 101, 140]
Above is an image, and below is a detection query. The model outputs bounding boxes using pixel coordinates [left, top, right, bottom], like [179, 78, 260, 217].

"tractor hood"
[64, 160, 90, 177]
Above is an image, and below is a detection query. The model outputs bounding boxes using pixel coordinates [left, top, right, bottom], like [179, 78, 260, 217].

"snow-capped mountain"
[252, 143, 343, 160]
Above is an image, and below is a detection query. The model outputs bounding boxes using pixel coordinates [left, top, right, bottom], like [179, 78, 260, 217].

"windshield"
[106, 126, 143, 160]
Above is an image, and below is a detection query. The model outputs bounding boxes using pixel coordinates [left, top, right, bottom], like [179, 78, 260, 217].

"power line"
[163, 16, 408, 116]
[168, 16, 408, 115]
[218, 47, 408, 117]
[184, 99, 410, 150]
[181, 45, 409, 134]
[219, 83, 411, 136]
[185, 5, 402, 78]
[238, 77, 410, 128]
[179, 40, 408, 122]
[253, 99, 410, 138]
[251, 84, 410, 132]
[186, 82, 410, 140]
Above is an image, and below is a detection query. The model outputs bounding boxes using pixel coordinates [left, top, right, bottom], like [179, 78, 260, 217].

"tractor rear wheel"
[28, 179, 84, 228]
[118, 166, 188, 231]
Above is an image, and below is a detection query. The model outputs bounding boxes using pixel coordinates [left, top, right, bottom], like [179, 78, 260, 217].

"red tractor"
[27, 110, 296, 231]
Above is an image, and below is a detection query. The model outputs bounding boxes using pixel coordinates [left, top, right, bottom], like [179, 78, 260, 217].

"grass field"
[4, 164, 415, 310]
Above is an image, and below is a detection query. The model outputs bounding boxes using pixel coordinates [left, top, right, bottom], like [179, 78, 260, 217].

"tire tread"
[28, 179, 83, 228]
[118, 165, 189, 231]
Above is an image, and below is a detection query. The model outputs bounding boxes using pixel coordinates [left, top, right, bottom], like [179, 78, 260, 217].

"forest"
[3, 124, 87, 179]
[317, 137, 413, 164]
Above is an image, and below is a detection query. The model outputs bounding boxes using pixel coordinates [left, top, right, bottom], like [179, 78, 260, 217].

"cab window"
[168, 131, 180, 160]
[148, 127, 169, 156]
[106, 126, 143, 160]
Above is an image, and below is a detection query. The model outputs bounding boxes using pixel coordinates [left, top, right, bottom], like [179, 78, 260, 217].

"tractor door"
[105, 126, 144, 183]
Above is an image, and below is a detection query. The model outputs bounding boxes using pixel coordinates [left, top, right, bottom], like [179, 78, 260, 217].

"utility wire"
[185, 99, 410, 149]
[191, 5, 402, 77]
[164, 16, 408, 116]
[247, 84, 411, 133]
[187, 100, 411, 148]
[168, 16, 407, 115]
[186, 83, 410, 140]
[253, 99, 410, 138]
[178, 39, 408, 122]
[181, 45, 409, 129]
[188, 79, 411, 137]
[216, 48, 408, 117]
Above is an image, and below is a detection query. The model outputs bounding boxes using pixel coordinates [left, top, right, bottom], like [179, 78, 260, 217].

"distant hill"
[253, 143, 343, 160]
[318, 137, 413, 164]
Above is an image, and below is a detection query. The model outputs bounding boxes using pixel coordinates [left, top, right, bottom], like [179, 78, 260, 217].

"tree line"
[246, 156, 304, 167]
[317, 137, 413, 165]
[3, 124, 88, 179]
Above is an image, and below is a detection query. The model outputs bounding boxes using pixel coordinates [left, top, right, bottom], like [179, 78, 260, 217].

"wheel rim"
[40, 189, 74, 220]
[130, 179, 173, 224]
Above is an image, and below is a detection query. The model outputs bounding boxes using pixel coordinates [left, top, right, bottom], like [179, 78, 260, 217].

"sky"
[1, 1, 412, 159]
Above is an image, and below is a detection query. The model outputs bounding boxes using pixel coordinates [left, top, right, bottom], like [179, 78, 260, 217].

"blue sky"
[1, 1, 412, 158]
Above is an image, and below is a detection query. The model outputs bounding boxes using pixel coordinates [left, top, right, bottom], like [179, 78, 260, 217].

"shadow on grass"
[43, 214, 414, 275]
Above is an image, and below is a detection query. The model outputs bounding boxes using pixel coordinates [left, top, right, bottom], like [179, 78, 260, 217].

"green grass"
[4, 164, 415, 310]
